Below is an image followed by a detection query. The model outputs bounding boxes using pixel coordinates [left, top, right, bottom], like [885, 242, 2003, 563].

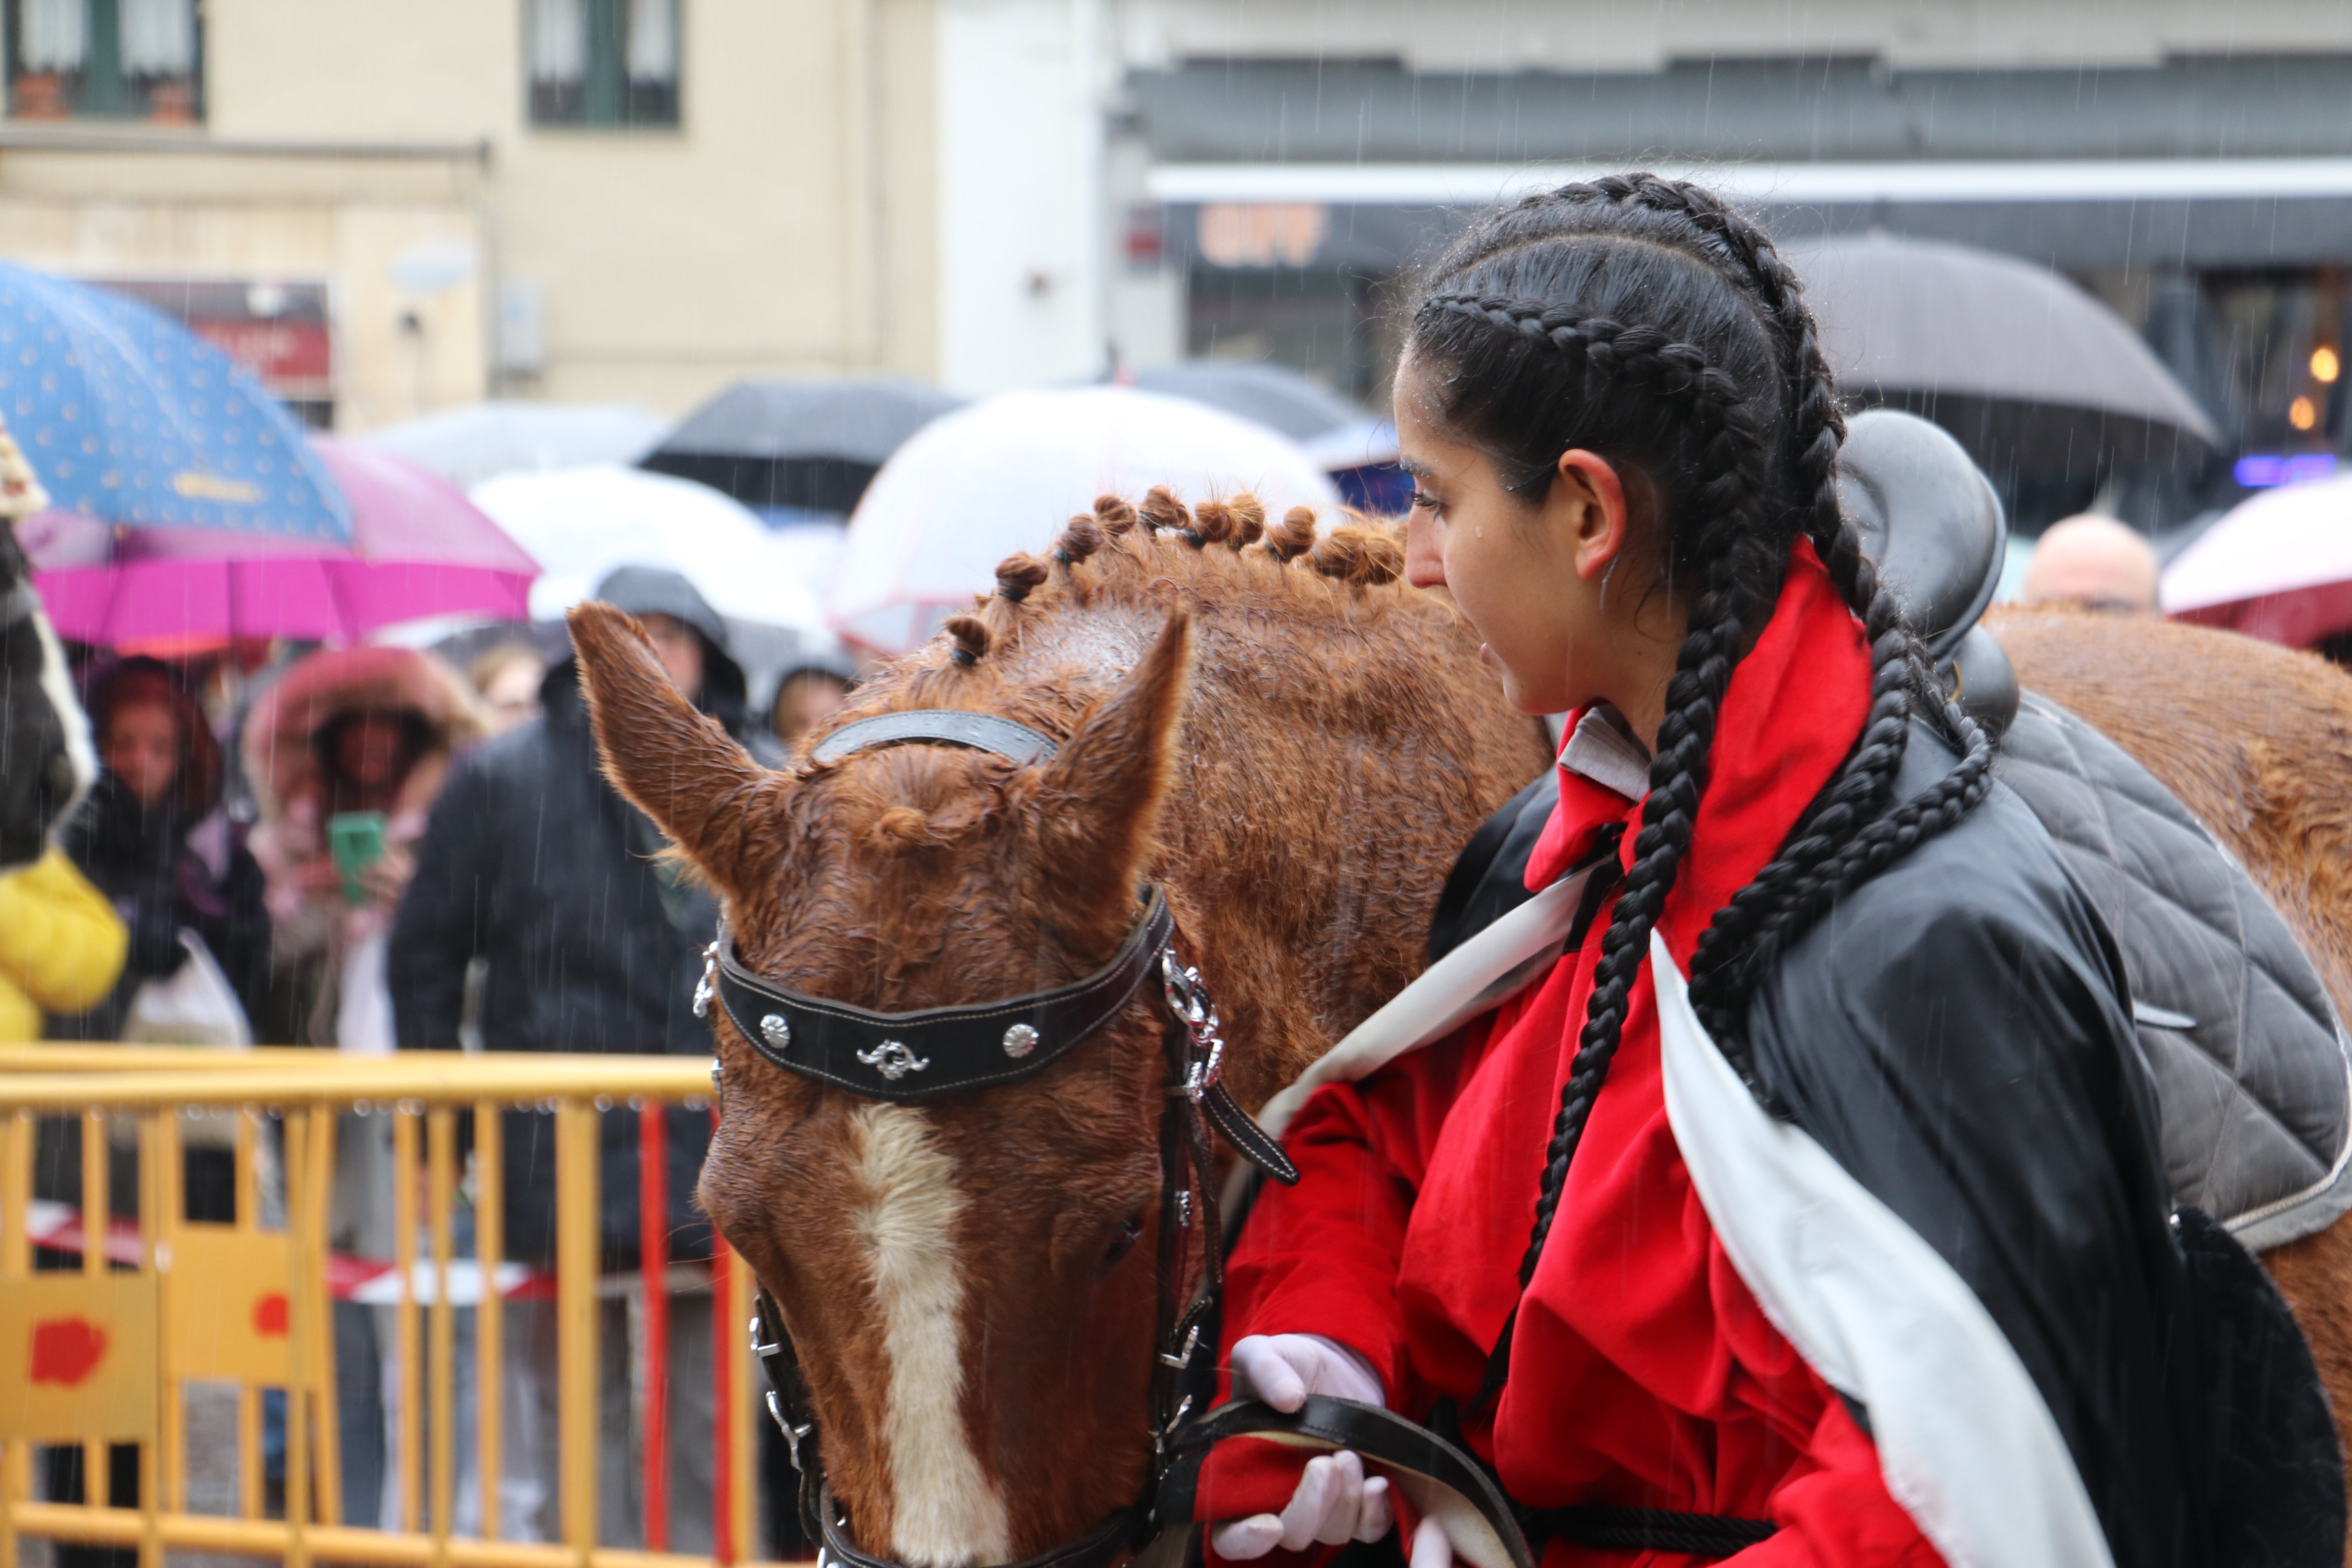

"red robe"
[1208, 545, 1945, 1566]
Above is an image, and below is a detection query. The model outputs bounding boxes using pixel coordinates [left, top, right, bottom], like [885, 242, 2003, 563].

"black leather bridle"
[704, 707, 1303, 1568]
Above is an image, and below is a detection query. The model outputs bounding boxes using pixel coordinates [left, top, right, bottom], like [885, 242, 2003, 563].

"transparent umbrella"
[469, 464, 826, 633]
[828, 386, 1338, 655]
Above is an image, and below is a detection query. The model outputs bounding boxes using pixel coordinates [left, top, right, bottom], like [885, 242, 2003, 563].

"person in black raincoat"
[389, 565, 744, 1550]
[54, 656, 270, 1051]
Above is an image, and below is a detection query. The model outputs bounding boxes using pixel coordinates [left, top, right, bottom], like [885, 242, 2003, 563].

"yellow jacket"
[0, 849, 127, 1040]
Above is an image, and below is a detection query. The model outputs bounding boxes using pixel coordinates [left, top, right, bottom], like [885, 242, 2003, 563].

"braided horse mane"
[775, 483, 1548, 1113]
[936, 485, 1410, 666]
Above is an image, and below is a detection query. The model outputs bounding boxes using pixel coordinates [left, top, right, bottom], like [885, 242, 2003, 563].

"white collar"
[1559, 706, 1651, 802]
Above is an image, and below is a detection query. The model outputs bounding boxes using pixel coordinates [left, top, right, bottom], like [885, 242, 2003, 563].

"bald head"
[2022, 514, 2160, 615]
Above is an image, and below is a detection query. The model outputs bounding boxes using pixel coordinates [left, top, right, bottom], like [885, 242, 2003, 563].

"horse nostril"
[1097, 1213, 1145, 1276]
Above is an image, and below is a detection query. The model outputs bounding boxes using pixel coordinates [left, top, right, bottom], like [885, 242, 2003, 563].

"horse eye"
[1097, 1213, 1145, 1276]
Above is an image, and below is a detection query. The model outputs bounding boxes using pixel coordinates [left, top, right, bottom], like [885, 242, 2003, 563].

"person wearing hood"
[242, 644, 488, 1050]
[388, 566, 745, 1550]
[238, 642, 488, 1529]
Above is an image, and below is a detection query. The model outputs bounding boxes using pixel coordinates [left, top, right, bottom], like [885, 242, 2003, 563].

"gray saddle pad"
[1997, 692, 2352, 1250]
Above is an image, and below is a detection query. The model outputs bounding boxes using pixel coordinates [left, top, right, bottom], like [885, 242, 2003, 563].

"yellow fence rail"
[0, 1047, 781, 1568]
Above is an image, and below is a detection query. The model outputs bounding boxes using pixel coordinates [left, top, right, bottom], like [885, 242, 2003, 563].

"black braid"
[1409, 172, 1995, 1300]
[1421, 290, 1778, 1287]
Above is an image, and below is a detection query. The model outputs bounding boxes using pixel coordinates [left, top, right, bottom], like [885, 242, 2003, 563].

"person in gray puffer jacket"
[389, 565, 746, 1550]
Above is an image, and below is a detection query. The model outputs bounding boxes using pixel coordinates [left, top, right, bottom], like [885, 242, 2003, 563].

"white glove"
[1211, 1335, 1393, 1561]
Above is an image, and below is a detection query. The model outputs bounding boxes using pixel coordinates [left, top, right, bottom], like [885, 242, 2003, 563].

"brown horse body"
[573, 501, 1548, 1566]
[1991, 606, 2352, 1526]
[575, 513, 2352, 1567]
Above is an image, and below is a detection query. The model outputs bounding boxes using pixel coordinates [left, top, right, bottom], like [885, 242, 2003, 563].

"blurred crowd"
[1, 563, 852, 1554]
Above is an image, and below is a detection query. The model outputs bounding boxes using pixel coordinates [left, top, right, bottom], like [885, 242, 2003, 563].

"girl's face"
[337, 711, 410, 790]
[103, 701, 180, 809]
[1394, 357, 1686, 741]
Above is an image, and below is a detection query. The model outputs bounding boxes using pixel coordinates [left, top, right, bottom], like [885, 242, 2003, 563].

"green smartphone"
[328, 811, 389, 906]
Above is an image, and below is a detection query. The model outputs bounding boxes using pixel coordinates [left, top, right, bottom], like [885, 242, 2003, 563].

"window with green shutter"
[527, 0, 679, 129]
[6, 0, 201, 122]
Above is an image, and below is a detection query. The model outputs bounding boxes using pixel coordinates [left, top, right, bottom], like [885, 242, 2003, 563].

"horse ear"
[568, 601, 780, 897]
[1033, 612, 1191, 944]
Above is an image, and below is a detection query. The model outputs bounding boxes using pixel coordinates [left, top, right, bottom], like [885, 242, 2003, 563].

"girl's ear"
[1555, 448, 1632, 580]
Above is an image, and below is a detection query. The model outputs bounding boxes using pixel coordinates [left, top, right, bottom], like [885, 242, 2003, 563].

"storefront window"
[527, 0, 679, 129]
[7, 0, 201, 122]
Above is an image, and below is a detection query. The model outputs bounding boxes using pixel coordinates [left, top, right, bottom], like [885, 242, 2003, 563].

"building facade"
[932, 0, 2352, 526]
[0, 0, 936, 429]
[6, 0, 2350, 519]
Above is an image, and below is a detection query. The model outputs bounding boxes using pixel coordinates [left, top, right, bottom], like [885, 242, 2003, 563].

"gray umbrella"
[1130, 360, 1367, 441]
[1791, 235, 2220, 472]
[641, 377, 963, 514]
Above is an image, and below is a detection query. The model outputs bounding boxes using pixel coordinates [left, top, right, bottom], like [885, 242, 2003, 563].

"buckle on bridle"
[1160, 949, 1226, 1100]
[694, 940, 719, 1020]
[768, 1391, 816, 1468]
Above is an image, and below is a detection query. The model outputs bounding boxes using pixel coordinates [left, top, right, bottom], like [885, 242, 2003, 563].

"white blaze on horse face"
[33, 603, 95, 814]
[849, 1102, 1011, 1566]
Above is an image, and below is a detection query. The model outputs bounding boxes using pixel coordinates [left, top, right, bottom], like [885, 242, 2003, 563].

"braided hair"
[1406, 174, 1995, 1298]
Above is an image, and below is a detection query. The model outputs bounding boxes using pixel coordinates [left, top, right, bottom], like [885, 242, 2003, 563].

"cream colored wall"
[0, 0, 940, 430]
[0, 163, 491, 428]
[496, 0, 938, 408]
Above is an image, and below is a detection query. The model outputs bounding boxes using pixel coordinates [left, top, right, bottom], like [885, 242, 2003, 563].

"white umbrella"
[364, 402, 668, 490]
[2161, 474, 2352, 648]
[829, 386, 1339, 654]
[470, 465, 826, 633]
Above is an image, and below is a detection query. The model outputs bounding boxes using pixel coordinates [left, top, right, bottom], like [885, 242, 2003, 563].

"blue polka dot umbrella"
[0, 263, 350, 542]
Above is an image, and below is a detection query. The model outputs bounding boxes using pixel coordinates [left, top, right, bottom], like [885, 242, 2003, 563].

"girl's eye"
[1411, 488, 1441, 513]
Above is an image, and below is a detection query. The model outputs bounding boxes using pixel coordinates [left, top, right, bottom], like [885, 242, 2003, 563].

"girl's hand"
[1230, 1333, 1384, 1411]
[1210, 1335, 1392, 1560]
[1210, 1451, 1392, 1559]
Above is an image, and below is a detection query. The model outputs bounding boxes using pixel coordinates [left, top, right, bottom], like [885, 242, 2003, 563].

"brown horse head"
[571, 595, 1197, 1566]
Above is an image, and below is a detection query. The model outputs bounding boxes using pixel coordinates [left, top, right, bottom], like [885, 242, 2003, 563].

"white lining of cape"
[1649, 931, 2111, 1568]
[1257, 710, 1638, 1141]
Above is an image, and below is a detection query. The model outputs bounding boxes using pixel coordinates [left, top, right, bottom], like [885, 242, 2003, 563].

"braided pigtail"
[1600, 176, 2000, 1063]
[1515, 501, 1775, 1287]
[1412, 172, 1998, 1318]
[1421, 292, 1779, 1286]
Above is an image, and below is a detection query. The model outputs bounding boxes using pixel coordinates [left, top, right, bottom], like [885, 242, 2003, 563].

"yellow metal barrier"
[0, 1049, 780, 1568]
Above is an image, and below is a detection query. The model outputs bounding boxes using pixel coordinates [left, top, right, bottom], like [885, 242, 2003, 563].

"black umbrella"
[1791, 235, 2220, 475]
[641, 377, 963, 514]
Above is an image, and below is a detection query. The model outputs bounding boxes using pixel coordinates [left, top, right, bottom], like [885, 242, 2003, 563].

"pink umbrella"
[26, 438, 538, 648]
[2161, 473, 2352, 648]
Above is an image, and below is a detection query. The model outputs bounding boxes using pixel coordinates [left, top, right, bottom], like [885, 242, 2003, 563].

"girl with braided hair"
[1194, 176, 2329, 1568]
